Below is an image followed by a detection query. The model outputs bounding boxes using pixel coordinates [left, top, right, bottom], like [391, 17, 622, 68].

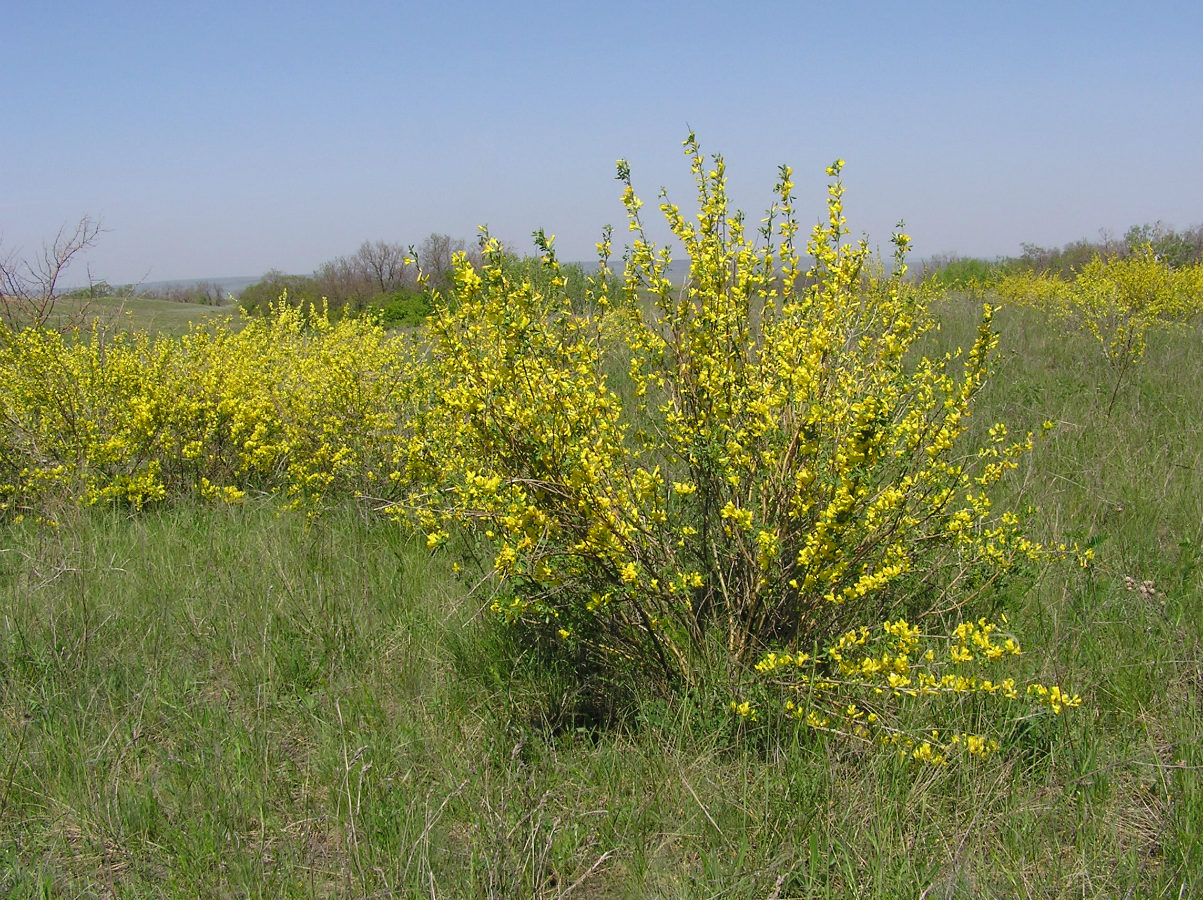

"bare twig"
[1, 215, 103, 331]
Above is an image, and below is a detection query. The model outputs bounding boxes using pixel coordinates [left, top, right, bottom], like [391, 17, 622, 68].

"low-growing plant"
[391, 136, 1073, 716]
[748, 615, 1080, 765]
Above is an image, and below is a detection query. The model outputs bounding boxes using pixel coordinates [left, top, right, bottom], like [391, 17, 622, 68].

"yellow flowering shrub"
[997, 246, 1203, 412]
[0, 303, 416, 519]
[392, 135, 1054, 693]
[0, 323, 179, 514]
[173, 301, 415, 513]
[0, 138, 1084, 758]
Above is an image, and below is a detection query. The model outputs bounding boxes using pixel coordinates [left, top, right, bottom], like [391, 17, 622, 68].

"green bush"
[369, 290, 434, 327]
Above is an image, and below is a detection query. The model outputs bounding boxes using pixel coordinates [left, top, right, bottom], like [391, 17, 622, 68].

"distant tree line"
[238, 234, 465, 327]
[921, 221, 1203, 288]
[64, 280, 234, 306]
[238, 232, 604, 327]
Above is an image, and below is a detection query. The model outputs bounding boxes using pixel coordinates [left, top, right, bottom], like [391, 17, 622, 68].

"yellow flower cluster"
[1027, 683, 1083, 714]
[753, 616, 1081, 764]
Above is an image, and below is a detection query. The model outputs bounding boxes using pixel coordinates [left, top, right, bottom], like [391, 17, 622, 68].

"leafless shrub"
[1, 215, 103, 331]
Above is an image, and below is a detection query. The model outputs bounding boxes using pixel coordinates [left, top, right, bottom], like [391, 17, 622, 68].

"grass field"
[43, 294, 242, 336]
[1, 297, 1200, 898]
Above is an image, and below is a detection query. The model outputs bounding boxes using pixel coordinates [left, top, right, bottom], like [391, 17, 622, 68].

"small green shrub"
[370, 290, 433, 327]
[921, 256, 1013, 290]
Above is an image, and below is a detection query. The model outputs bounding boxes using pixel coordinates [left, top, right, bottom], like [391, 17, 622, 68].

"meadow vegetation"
[1, 139, 1201, 897]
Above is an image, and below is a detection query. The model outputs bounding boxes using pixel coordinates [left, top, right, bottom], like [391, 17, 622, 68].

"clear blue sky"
[3, 0, 1201, 285]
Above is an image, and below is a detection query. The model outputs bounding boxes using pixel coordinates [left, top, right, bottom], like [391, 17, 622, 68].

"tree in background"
[356, 240, 412, 297]
[1123, 221, 1203, 269]
[239, 270, 324, 315]
[238, 233, 489, 326]
[0, 215, 102, 331]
